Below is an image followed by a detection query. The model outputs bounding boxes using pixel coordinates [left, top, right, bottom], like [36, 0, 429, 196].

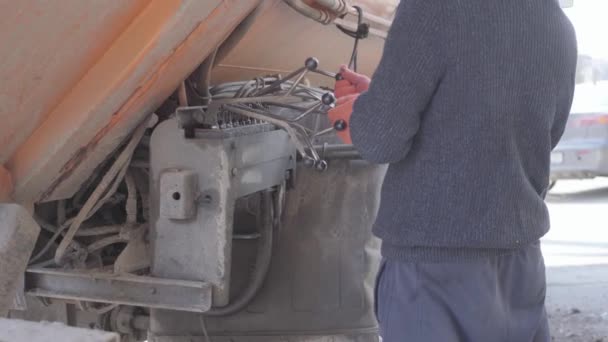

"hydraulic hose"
[205, 190, 275, 316]
[195, 49, 217, 106]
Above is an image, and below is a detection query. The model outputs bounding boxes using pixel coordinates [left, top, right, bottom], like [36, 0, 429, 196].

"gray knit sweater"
[350, 0, 578, 261]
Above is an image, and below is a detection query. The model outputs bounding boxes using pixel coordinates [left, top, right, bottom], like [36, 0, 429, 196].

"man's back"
[330, 1, 578, 340]
[348, 0, 578, 260]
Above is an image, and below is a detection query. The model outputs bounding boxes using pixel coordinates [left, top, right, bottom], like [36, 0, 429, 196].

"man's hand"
[330, 66, 370, 144]
[328, 94, 359, 144]
[334, 65, 371, 99]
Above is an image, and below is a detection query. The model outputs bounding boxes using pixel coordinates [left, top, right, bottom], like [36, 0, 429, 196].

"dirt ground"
[545, 180, 608, 342]
[549, 308, 608, 342]
[546, 265, 608, 342]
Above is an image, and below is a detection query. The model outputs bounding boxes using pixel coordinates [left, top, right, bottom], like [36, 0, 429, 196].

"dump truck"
[0, 1, 396, 340]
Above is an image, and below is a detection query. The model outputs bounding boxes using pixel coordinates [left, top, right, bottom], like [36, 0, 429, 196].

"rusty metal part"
[0, 0, 396, 205]
[5, 0, 263, 204]
[53, 118, 150, 264]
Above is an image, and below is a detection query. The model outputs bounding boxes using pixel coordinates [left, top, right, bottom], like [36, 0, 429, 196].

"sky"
[563, 0, 608, 58]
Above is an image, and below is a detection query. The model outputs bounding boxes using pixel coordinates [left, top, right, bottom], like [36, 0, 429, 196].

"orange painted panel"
[5, 0, 261, 203]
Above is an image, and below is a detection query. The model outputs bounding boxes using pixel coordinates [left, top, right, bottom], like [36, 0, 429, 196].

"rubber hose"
[315, 0, 349, 15]
[196, 49, 217, 106]
[205, 191, 275, 316]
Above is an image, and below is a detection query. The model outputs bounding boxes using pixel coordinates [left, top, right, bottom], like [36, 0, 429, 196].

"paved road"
[544, 179, 608, 341]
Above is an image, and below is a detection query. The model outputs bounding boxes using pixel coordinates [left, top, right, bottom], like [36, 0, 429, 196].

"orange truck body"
[0, 0, 396, 205]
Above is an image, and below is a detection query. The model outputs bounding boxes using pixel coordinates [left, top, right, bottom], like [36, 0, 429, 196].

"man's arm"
[550, 72, 575, 150]
[551, 18, 577, 150]
[349, 0, 446, 164]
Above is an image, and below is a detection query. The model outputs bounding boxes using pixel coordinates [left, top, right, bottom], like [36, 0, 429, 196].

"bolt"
[231, 168, 238, 177]
[315, 160, 328, 172]
[202, 195, 213, 204]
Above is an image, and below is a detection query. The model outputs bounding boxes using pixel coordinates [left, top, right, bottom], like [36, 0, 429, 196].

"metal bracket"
[159, 170, 198, 220]
[179, 57, 346, 172]
[25, 268, 212, 313]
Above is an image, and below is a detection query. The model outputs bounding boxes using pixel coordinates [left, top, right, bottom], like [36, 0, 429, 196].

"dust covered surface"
[0, 318, 119, 342]
[549, 307, 608, 342]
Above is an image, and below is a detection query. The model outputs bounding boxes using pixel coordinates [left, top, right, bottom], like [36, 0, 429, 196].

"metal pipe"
[321, 150, 361, 160]
[347, 5, 392, 28]
[284, 70, 309, 96]
[195, 49, 217, 106]
[317, 144, 357, 151]
[311, 68, 338, 79]
[311, 144, 361, 160]
[283, 0, 333, 25]
[315, 0, 349, 16]
[287, 102, 323, 123]
[178, 81, 188, 107]
[255, 67, 306, 96]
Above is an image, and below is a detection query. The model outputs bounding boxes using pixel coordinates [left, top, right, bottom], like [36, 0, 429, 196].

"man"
[329, 0, 577, 341]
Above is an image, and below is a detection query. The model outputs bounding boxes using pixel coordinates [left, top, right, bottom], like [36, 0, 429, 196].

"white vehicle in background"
[551, 81, 608, 183]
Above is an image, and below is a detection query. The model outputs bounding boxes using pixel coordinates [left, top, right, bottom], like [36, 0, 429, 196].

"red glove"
[328, 94, 359, 144]
[334, 65, 371, 99]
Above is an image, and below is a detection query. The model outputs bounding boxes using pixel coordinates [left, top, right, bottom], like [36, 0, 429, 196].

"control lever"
[205, 57, 354, 171]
